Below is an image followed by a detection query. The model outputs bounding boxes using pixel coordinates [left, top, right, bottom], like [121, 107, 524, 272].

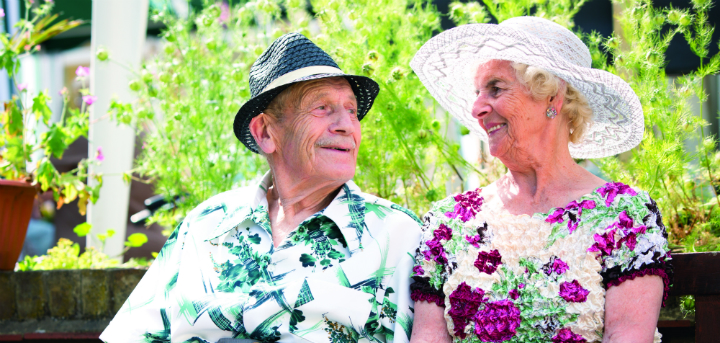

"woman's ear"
[249, 113, 277, 155]
[551, 80, 567, 113]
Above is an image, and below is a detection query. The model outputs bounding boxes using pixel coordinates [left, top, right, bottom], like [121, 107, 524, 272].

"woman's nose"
[471, 95, 491, 119]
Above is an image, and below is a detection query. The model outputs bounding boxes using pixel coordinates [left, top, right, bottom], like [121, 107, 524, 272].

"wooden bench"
[658, 252, 720, 343]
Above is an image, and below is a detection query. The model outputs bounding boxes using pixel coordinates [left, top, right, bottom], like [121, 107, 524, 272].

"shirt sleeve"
[590, 190, 673, 306]
[410, 198, 457, 307]
[100, 219, 188, 343]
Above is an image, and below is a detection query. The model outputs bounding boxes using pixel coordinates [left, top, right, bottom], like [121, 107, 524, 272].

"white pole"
[88, 0, 148, 259]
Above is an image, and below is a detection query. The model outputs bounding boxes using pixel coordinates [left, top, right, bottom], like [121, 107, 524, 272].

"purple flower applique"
[545, 200, 596, 234]
[448, 282, 486, 339]
[518, 283, 525, 289]
[473, 299, 521, 342]
[615, 211, 647, 251]
[544, 256, 569, 275]
[474, 249, 502, 274]
[466, 222, 489, 248]
[596, 182, 637, 207]
[588, 228, 617, 257]
[559, 280, 590, 303]
[552, 328, 587, 343]
[412, 265, 425, 276]
[445, 189, 484, 222]
[420, 224, 453, 265]
[508, 289, 519, 300]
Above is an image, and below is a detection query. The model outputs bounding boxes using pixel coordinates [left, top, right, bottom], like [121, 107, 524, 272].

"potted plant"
[0, 1, 98, 270]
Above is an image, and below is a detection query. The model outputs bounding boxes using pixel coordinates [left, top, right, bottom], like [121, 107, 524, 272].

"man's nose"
[331, 108, 356, 134]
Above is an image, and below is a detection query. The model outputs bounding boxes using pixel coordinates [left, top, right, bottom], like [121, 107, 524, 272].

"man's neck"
[265, 169, 346, 247]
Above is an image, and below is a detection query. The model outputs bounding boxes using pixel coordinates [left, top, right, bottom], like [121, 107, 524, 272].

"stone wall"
[0, 269, 146, 336]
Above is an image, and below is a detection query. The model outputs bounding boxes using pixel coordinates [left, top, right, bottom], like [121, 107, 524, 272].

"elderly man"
[101, 33, 422, 343]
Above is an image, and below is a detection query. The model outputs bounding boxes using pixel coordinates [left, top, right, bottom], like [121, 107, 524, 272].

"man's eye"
[316, 105, 326, 110]
[349, 108, 357, 115]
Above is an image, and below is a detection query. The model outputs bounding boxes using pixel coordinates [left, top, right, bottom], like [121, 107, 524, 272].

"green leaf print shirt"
[101, 172, 423, 343]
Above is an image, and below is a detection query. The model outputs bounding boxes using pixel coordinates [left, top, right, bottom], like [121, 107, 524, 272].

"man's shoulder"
[184, 184, 260, 223]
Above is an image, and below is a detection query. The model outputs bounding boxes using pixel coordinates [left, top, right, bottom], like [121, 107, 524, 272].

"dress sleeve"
[590, 189, 673, 305]
[410, 197, 458, 307]
[100, 219, 188, 343]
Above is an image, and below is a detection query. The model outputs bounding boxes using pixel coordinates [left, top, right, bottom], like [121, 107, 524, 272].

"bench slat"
[668, 253, 720, 296]
[695, 295, 720, 343]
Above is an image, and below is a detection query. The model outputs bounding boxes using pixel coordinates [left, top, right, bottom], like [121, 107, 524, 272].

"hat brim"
[410, 23, 644, 159]
[233, 73, 379, 153]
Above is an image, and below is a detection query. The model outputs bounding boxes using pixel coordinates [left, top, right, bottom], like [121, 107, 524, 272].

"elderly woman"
[101, 33, 422, 343]
[407, 17, 671, 343]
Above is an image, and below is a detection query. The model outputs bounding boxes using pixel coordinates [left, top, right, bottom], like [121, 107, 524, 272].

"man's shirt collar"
[204, 171, 368, 254]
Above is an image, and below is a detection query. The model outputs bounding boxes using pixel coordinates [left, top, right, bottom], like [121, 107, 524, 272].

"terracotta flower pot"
[0, 180, 36, 271]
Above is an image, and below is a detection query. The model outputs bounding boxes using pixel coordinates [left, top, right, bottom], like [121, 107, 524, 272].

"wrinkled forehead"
[467, 59, 516, 85]
[298, 77, 356, 104]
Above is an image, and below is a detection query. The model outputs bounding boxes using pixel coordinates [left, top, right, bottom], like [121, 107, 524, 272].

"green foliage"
[0, 1, 97, 215]
[17, 223, 152, 271]
[111, 0, 475, 227]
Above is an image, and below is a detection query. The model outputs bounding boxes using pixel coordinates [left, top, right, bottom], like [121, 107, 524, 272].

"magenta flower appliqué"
[544, 256, 569, 275]
[559, 280, 589, 303]
[473, 299, 521, 342]
[545, 200, 596, 234]
[474, 249, 502, 274]
[412, 265, 424, 276]
[448, 282, 486, 339]
[508, 289, 519, 300]
[445, 189, 483, 222]
[552, 328, 587, 343]
[433, 223, 453, 241]
[596, 182, 637, 207]
[421, 224, 453, 265]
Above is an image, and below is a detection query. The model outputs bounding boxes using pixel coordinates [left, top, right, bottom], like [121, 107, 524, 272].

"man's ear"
[249, 113, 277, 154]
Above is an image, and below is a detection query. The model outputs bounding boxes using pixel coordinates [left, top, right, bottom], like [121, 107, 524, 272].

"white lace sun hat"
[410, 16, 644, 159]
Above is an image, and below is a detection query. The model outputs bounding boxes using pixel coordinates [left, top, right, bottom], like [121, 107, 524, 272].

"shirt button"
[267, 264, 276, 272]
[248, 297, 257, 306]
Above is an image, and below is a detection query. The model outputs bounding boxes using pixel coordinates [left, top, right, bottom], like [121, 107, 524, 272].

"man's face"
[270, 78, 361, 183]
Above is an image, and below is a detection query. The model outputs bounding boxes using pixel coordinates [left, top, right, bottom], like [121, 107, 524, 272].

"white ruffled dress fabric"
[411, 183, 670, 343]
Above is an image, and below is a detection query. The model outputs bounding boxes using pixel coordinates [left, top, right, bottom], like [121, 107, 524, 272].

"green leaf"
[32, 91, 52, 125]
[43, 124, 68, 159]
[5, 100, 23, 136]
[125, 233, 148, 248]
[36, 158, 58, 191]
[73, 222, 92, 237]
[299, 253, 316, 267]
[106, 229, 116, 238]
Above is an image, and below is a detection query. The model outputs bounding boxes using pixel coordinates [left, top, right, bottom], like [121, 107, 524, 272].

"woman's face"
[471, 60, 550, 160]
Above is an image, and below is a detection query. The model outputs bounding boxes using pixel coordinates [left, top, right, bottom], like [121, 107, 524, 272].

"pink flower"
[0, 9, 5, 18]
[596, 182, 637, 207]
[76, 66, 90, 78]
[473, 299, 521, 342]
[474, 249, 502, 274]
[412, 265, 424, 276]
[95, 147, 105, 162]
[448, 282, 486, 338]
[18, 83, 28, 91]
[219, 2, 230, 23]
[552, 328, 587, 343]
[559, 280, 589, 303]
[83, 95, 97, 105]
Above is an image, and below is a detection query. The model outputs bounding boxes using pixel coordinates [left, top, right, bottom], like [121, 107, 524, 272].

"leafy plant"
[109, 0, 474, 228]
[16, 223, 151, 271]
[0, 0, 101, 215]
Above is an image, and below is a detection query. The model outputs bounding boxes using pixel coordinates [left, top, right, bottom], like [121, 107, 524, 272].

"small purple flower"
[412, 265, 424, 276]
[433, 223, 453, 241]
[508, 289, 519, 300]
[545, 256, 569, 275]
[559, 280, 589, 303]
[95, 147, 105, 162]
[473, 299, 521, 342]
[18, 83, 28, 91]
[448, 282, 486, 339]
[0, 9, 5, 18]
[474, 249, 502, 275]
[465, 234, 482, 248]
[518, 283, 525, 289]
[552, 328, 587, 343]
[545, 200, 596, 234]
[445, 189, 484, 222]
[83, 95, 97, 105]
[423, 239, 447, 265]
[588, 228, 617, 257]
[219, 2, 230, 23]
[75, 66, 90, 78]
[596, 182, 637, 207]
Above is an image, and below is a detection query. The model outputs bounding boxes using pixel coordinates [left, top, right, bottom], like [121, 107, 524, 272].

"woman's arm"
[603, 274, 664, 343]
[410, 301, 453, 343]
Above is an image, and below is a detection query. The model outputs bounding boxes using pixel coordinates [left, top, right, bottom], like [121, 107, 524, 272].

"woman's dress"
[410, 182, 672, 343]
